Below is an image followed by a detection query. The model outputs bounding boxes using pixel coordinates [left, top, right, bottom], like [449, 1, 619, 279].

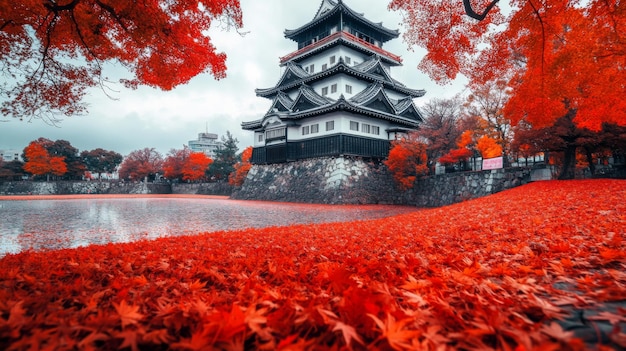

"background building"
[0, 149, 22, 162]
[188, 132, 222, 158]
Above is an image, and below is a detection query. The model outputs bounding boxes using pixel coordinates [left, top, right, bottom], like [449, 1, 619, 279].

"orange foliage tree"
[162, 148, 192, 181]
[439, 130, 474, 168]
[229, 146, 253, 186]
[22, 141, 67, 180]
[0, 0, 242, 122]
[182, 152, 213, 182]
[384, 134, 429, 189]
[389, 1, 626, 131]
[476, 135, 502, 159]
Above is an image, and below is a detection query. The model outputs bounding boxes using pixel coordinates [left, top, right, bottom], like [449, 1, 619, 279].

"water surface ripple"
[0, 196, 418, 256]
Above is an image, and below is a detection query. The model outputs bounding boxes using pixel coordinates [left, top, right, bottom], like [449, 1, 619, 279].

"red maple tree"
[0, 0, 242, 122]
[229, 146, 253, 186]
[117, 148, 163, 181]
[385, 134, 429, 189]
[182, 152, 213, 182]
[389, 0, 626, 131]
[22, 141, 67, 180]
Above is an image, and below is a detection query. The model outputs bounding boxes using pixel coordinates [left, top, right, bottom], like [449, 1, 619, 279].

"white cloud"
[0, 0, 467, 157]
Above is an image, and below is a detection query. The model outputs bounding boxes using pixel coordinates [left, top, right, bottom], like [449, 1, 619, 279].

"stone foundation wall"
[231, 157, 532, 206]
[0, 181, 235, 196]
[171, 183, 233, 196]
[1, 161, 532, 207]
[231, 157, 397, 204]
[409, 168, 532, 207]
[0, 181, 171, 195]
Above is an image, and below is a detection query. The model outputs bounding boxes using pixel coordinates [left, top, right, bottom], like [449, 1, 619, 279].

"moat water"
[0, 197, 417, 256]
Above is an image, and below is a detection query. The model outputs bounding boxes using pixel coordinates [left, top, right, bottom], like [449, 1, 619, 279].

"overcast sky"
[0, 0, 467, 157]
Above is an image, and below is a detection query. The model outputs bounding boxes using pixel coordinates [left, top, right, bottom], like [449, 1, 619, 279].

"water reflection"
[0, 197, 417, 256]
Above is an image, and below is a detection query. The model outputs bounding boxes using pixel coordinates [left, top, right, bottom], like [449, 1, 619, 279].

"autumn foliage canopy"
[0, 0, 242, 121]
[384, 135, 428, 189]
[22, 141, 67, 179]
[476, 135, 503, 159]
[1, 180, 625, 350]
[228, 146, 253, 186]
[389, 0, 626, 131]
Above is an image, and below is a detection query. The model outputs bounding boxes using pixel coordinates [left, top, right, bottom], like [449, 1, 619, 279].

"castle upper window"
[326, 121, 335, 131]
[345, 85, 353, 94]
[302, 126, 310, 135]
[311, 124, 319, 134]
[322, 87, 329, 96]
[330, 55, 336, 64]
[266, 128, 286, 140]
[331, 84, 337, 93]
[345, 57, 351, 65]
[322, 63, 328, 70]
[350, 121, 359, 131]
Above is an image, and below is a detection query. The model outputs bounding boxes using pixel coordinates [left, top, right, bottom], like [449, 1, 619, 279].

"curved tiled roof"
[280, 31, 402, 65]
[284, 0, 399, 42]
[243, 82, 423, 131]
[256, 56, 425, 99]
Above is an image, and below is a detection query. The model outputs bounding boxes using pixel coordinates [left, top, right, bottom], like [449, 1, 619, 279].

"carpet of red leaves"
[1, 179, 625, 350]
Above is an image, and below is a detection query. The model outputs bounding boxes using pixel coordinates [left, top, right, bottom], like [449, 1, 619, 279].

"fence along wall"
[231, 156, 532, 206]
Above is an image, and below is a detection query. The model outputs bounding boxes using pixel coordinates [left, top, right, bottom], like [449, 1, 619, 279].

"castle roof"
[257, 55, 425, 99]
[280, 31, 402, 66]
[284, 0, 399, 43]
[242, 82, 423, 131]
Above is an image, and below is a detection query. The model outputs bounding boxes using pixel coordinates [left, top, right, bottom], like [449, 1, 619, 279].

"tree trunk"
[585, 148, 595, 176]
[558, 146, 577, 180]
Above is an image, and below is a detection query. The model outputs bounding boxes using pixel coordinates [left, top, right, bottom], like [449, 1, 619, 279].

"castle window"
[258, 134, 264, 142]
[345, 56, 351, 65]
[350, 121, 359, 131]
[326, 120, 334, 131]
[322, 87, 329, 96]
[309, 64, 315, 73]
[311, 124, 319, 133]
[371, 126, 380, 135]
[302, 126, 310, 135]
[322, 63, 328, 70]
[331, 84, 337, 93]
[362, 123, 371, 134]
[266, 128, 286, 140]
[345, 85, 352, 94]
[330, 55, 336, 64]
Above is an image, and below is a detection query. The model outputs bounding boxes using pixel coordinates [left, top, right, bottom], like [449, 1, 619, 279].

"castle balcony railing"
[251, 134, 390, 164]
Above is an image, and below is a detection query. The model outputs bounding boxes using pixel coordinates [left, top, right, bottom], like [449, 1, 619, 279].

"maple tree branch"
[1, 20, 14, 32]
[94, 0, 130, 33]
[463, 0, 500, 21]
[43, 0, 80, 13]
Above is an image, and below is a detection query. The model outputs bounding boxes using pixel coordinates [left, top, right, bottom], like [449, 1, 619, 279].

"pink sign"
[483, 157, 503, 170]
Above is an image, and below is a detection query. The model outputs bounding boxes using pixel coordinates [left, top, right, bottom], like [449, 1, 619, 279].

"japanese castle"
[242, 0, 425, 164]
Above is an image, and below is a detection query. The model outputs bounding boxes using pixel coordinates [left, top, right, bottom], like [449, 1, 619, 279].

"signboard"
[483, 156, 504, 170]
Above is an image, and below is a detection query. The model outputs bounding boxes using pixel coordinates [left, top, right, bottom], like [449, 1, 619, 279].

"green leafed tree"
[80, 148, 123, 179]
[207, 131, 239, 182]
